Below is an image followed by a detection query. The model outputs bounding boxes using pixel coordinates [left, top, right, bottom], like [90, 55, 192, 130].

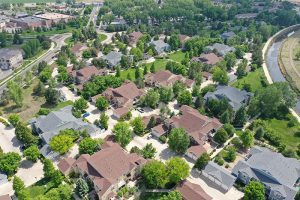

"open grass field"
[280, 30, 300, 93]
[1, 0, 55, 3]
[231, 68, 267, 92]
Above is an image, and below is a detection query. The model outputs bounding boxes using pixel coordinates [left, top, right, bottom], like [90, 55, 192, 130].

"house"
[204, 85, 253, 112]
[0, 48, 23, 70]
[30, 106, 99, 145]
[57, 157, 76, 176]
[35, 12, 74, 24]
[191, 53, 223, 66]
[145, 70, 194, 88]
[151, 124, 169, 138]
[201, 161, 236, 192]
[185, 145, 208, 162]
[103, 51, 123, 68]
[202, 72, 212, 81]
[232, 146, 300, 200]
[99, 81, 144, 109]
[128, 31, 143, 46]
[71, 43, 88, 58]
[220, 31, 236, 40]
[179, 34, 190, 47]
[176, 180, 212, 200]
[206, 43, 236, 57]
[0, 195, 11, 200]
[166, 105, 222, 146]
[67, 66, 107, 90]
[112, 107, 130, 119]
[61, 141, 147, 200]
[150, 40, 170, 55]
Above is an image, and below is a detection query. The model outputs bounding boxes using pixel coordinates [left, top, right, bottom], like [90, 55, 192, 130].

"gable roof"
[168, 105, 222, 144]
[103, 51, 122, 67]
[32, 106, 99, 143]
[204, 85, 253, 111]
[145, 70, 194, 88]
[206, 43, 235, 56]
[232, 146, 300, 200]
[221, 31, 236, 40]
[150, 40, 170, 54]
[74, 143, 147, 197]
[128, 31, 143, 45]
[203, 161, 236, 190]
[191, 53, 223, 65]
[176, 180, 212, 200]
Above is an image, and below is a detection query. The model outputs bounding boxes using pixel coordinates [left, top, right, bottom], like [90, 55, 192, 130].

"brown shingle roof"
[191, 53, 223, 65]
[169, 105, 222, 144]
[57, 157, 76, 175]
[187, 145, 207, 158]
[177, 180, 212, 200]
[128, 31, 143, 45]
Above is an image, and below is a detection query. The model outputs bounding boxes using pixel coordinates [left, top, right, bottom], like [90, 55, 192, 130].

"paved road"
[266, 41, 286, 82]
[0, 33, 71, 94]
[87, 5, 99, 27]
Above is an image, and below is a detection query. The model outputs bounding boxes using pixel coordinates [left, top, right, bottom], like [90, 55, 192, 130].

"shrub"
[159, 135, 167, 143]
[214, 155, 224, 166]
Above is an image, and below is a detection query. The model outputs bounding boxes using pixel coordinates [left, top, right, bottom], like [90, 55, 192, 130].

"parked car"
[82, 112, 90, 118]
[136, 107, 145, 113]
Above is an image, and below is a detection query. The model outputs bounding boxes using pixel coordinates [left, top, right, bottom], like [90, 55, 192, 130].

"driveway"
[0, 124, 21, 154]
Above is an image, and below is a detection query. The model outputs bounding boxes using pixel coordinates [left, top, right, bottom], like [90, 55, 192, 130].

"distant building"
[35, 12, 74, 24]
[103, 51, 123, 68]
[220, 31, 236, 40]
[232, 146, 300, 200]
[11, 16, 48, 29]
[128, 31, 143, 46]
[58, 141, 147, 200]
[204, 85, 253, 112]
[0, 48, 23, 70]
[150, 39, 170, 55]
[191, 53, 223, 67]
[235, 13, 258, 20]
[206, 43, 236, 57]
[145, 70, 194, 88]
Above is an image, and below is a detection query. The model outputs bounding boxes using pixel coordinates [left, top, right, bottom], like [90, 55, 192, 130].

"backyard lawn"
[139, 192, 167, 200]
[263, 116, 300, 151]
[231, 68, 267, 92]
[168, 51, 186, 63]
[27, 178, 54, 198]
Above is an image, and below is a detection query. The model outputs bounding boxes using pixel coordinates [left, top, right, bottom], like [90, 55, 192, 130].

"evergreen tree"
[76, 178, 89, 198]
[150, 63, 156, 73]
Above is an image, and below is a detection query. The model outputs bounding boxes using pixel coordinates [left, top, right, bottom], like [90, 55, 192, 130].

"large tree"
[73, 97, 88, 113]
[113, 122, 132, 147]
[141, 160, 168, 189]
[0, 152, 21, 176]
[194, 153, 210, 171]
[15, 122, 38, 146]
[213, 128, 228, 145]
[168, 128, 190, 154]
[131, 117, 145, 136]
[166, 157, 190, 184]
[7, 80, 23, 107]
[99, 113, 109, 130]
[177, 90, 192, 106]
[212, 67, 229, 85]
[244, 181, 265, 200]
[79, 137, 100, 155]
[24, 145, 40, 162]
[240, 129, 254, 149]
[49, 134, 74, 155]
[95, 96, 109, 111]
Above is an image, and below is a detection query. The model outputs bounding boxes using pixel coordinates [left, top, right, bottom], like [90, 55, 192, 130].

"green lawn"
[99, 33, 108, 42]
[168, 51, 186, 63]
[263, 116, 300, 151]
[231, 68, 266, 92]
[21, 27, 74, 37]
[27, 178, 54, 198]
[42, 100, 73, 112]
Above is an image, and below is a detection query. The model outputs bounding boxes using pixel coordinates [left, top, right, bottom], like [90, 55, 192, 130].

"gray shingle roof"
[150, 40, 170, 54]
[206, 43, 235, 56]
[232, 146, 300, 200]
[103, 51, 122, 67]
[33, 106, 99, 144]
[221, 31, 236, 40]
[204, 85, 253, 111]
[202, 161, 236, 190]
[0, 48, 22, 59]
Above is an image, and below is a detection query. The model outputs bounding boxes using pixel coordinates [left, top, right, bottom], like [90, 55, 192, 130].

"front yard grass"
[231, 68, 267, 92]
[168, 51, 186, 63]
